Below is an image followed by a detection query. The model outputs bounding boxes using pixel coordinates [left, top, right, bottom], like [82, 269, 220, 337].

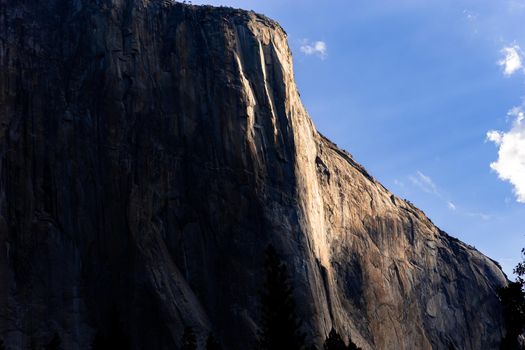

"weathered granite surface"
[0, 1, 507, 349]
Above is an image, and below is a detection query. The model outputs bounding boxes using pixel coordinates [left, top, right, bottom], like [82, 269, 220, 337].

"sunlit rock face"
[0, 1, 506, 349]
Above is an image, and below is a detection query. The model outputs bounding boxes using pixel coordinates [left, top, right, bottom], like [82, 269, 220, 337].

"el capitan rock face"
[0, 1, 507, 349]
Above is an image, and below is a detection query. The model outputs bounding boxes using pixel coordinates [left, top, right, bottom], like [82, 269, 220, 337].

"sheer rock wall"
[0, 1, 506, 349]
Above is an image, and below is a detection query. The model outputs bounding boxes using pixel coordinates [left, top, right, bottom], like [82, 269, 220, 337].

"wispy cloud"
[463, 9, 478, 21]
[486, 105, 525, 203]
[394, 179, 405, 187]
[407, 171, 465, 212]
[508, 0, 525, 12]
[300, 40, 327, 59]
[398, 168, 493, 220]
[498, 45, 524, 76]
[409, 171, 438, 194]
[465, 212, 492, 221]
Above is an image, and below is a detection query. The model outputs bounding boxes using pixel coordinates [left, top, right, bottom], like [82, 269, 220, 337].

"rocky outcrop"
[0, 1, 506, 349]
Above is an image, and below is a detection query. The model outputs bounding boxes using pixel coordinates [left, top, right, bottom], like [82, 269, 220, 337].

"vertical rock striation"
[0, 1, 506, 349]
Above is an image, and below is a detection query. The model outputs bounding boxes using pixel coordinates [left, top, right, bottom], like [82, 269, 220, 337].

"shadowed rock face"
[0, 1, 506, 349]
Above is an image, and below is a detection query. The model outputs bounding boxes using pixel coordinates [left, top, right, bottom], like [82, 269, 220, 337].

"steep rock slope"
[0, 1, 506, 349]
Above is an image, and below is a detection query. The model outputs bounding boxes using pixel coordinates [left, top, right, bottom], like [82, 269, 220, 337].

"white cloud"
[486, 106, 525, 203]
[300, 40, 327, 59]
[466, 212, 492, 221]
[508, 1, 525, 11]
[463, 9, 478, 21]
[498, 45, 524, 76]
[404, 170, 464, 214]
[394, 179, 405, 187]
[409, 171, 438, 194]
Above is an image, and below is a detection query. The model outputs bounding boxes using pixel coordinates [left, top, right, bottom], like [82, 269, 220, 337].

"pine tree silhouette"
[44, 333, 63, 350]
[91, 332, 106, 350]
[181, 327, 197, 350]
[304, 345, 319, 350]
[346, 336, 361, 350]
[91, 308, 130, 350]
[323, 328, 361, 350]
[498, 281, 525, 350]
[0, 339, 5, 350]
[323, 329, 346, 350]
[258, 245, 305, 350]
[205, 334, 222, 350]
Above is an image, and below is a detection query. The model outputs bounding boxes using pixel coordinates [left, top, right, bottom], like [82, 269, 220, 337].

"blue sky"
[191, 0, 525, 277]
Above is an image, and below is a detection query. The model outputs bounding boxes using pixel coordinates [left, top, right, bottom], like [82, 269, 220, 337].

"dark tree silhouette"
[304, 346, 319, 350]
[323, 329, 346, 350]
[206, 334, 222, 350]
[323, 328, 361, 350]
[181, 327, 197, 350]
[44, 333, 63, 350]
[0, 339, 5, 350]
[91, 333, 103, 350]
[258, 245, 305, 350]
[515, 249, 525, 286]
[497, 247, 525, 350]
[346, 336, 361, 350]
[91, 308, 130, 350]
[498, 281, 525, 350]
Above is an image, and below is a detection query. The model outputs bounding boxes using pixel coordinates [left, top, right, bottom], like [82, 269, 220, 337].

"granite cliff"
[0, 1, 507, 349]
